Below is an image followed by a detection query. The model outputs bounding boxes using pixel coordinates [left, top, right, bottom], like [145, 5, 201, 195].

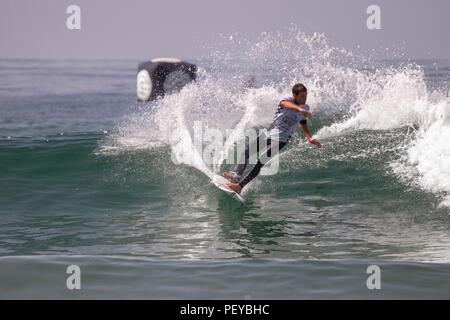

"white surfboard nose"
[212, 175, 245, 203]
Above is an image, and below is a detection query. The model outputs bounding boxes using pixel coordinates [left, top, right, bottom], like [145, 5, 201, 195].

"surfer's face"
[294, 91, 307, 105]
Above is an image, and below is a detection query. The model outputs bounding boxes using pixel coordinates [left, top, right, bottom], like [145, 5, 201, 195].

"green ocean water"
[1, 128, 449, 260]
[1, 53, 450, 298]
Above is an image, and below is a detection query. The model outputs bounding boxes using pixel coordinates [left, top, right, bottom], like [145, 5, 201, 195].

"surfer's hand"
[301, 110, 312, 119]
[308, 137, 322, 148]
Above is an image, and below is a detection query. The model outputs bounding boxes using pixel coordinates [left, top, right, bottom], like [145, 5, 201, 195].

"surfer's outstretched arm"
[280, 100, 312, 118]
[300, 121, 322, 148]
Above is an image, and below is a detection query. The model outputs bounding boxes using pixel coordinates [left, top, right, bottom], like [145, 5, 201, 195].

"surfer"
[224, 83, 321, 194]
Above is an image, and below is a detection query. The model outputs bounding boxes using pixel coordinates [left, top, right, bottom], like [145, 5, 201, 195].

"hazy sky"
[1, 0, 449, 60]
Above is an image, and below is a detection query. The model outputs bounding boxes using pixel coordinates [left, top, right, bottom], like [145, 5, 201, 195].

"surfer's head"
[292, 83, 307, 104]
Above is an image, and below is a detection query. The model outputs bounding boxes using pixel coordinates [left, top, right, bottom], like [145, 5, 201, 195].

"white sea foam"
[316, 64, 450, 208]
[390, 100, 450, 207]
[100, 28, 450, 207]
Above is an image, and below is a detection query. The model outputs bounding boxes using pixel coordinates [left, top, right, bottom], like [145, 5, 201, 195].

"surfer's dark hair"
[292, 83, 307, 95]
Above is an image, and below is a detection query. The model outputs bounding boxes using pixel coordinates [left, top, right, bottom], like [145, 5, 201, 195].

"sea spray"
[99, 28, 450, 207]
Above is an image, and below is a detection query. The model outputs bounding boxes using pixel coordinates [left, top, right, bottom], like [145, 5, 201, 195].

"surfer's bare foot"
[223, 171, 240, 183]
[226, 182, 242, 194]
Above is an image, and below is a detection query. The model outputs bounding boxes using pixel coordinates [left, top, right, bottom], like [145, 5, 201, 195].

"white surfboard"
[212, 174, 245, 203]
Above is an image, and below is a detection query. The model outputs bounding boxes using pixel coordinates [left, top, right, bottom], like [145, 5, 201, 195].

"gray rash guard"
[266, 96, 309, 143]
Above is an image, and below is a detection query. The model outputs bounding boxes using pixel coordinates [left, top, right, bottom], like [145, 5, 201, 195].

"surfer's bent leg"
[233, 142, 249, 177]
[238, 139, 287, 188]
[234, 135, 261, 177]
